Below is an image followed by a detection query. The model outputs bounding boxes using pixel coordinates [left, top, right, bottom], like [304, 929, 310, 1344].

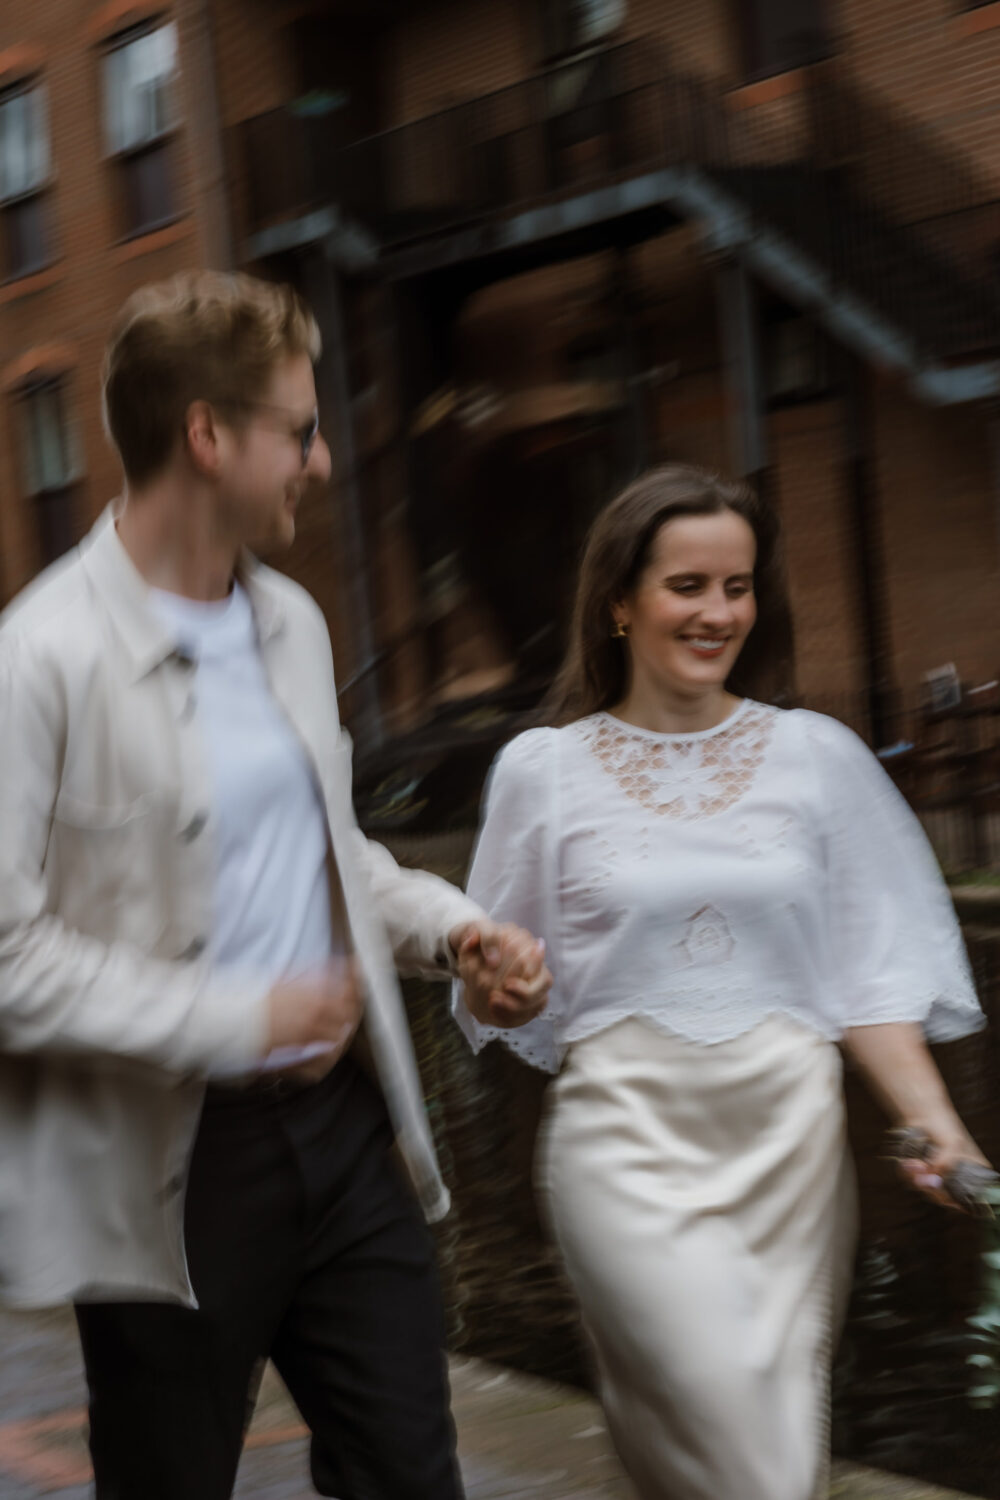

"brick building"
[0, 1, 227, 596]
[0, 0, 349, 667]
[5, 0, 1000, 762]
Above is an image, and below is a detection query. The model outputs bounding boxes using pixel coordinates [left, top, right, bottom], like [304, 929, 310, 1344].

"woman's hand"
[893, 1124, 995, 1212]
[842, 1022, 996, 1213]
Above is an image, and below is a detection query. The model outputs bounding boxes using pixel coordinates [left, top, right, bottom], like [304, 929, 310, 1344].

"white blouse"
[454, 700, 983, 1073]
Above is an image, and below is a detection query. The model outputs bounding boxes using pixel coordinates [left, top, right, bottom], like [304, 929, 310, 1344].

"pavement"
[0, 1305, 982, 1499]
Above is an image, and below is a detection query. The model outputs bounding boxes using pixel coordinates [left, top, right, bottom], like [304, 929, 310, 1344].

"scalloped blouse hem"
[490, 997, 986, 1074]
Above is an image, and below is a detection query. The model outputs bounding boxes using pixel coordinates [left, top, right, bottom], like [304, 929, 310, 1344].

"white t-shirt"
[457, 699, 983, 1073]
[150, 582, 339, 1071]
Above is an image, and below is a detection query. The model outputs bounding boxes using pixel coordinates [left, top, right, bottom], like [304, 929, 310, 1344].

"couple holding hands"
[0, 269, 987, 1500]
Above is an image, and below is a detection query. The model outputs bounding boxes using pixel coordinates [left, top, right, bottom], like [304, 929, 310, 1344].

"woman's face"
[614, 511, 758, 699]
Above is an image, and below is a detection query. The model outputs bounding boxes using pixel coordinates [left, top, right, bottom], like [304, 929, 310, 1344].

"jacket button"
[177, 937, 207, 961]
[157, 1172, 185, 1203]
[180, 811, 208, 843]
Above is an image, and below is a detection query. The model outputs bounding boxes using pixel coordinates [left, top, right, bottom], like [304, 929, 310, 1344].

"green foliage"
[966, 1184, 1000, 1410]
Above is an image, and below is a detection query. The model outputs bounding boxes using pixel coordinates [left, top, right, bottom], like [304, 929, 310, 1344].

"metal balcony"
[233, 40, 1000, 367]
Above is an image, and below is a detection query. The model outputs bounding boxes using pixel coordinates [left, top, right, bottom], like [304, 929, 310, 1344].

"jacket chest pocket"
[48, 792, 167, 946]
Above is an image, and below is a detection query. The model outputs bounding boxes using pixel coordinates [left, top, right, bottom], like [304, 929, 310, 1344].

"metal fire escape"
[234, 41, 1000, 751]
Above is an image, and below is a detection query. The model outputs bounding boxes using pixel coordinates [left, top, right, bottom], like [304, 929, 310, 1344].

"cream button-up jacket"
[0, 510, 484, 1308]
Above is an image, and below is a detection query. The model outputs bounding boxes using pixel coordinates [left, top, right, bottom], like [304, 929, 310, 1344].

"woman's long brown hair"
[542, 463, 794, 725]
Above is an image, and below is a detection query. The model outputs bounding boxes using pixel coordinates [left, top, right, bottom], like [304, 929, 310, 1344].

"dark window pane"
[121, 140, 173, 236]
[540, 0, 626, 61]
[739, 0, 830, 78]
[0, 85, 49, 200]
[3, 193, 48, 279]
[34, 485, 78, 567]
[290, 20, 381, 144]
[21, 380, 72, 493]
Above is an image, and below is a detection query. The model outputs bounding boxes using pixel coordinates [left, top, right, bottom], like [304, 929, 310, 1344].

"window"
[0, 84, 51, 280]
[737, 0, 830, 80]
[540, 0, 626, 61]
[103, 21, 179, 237]
[18, 380, 80, 565]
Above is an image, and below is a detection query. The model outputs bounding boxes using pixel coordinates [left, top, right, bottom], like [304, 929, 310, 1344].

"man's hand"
[265, 960, 362, 1074]
[450, 920, 551, 1029]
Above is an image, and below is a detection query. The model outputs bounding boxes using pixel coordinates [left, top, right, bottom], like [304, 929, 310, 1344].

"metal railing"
[234, 40, 1000, 358]
[805, 685, 1000, 875]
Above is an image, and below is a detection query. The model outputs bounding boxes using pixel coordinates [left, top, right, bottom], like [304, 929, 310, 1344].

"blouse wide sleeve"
[805, 713, 983, 1042]
[451, 728, 562, 1073]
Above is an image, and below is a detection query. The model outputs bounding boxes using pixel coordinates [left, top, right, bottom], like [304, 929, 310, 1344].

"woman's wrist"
[897, 1113, 965, 1148]
[898, 1112, 983, 1163]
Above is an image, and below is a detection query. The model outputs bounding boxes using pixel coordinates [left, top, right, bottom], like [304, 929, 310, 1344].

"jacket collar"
[79, 505, 287, 683]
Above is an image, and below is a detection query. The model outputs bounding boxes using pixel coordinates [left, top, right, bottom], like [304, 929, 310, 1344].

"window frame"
[16, 375, 82, 567]
[0, 78, 53, 282]
[101, 18, 181, 241]
[537, 0, 627, 65]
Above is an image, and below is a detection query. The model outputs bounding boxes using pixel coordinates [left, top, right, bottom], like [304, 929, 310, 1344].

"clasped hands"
[448, 919, 552, 1029]
[265, 917, 551, 1085]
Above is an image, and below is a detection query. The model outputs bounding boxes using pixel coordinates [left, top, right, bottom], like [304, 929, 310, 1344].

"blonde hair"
[102, 270, 321, 485]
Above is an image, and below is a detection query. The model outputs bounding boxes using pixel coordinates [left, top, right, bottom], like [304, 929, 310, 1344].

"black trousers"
[74, 1056, 463, 1500]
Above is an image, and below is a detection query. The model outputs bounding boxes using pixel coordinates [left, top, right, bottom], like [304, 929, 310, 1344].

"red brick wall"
[5, 0, 1000, 723]
[771, 400, 866, 704]
[209, 0, 294, 127]
[0, 0, 227, 603]
[388, 0, 528, 125]
[625, 0, 735, 77]
[873, 381, 1000, 690]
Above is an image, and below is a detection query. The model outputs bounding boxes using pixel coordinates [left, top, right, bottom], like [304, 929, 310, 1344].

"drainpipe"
[715, 258, 767, 486]
[843, 353, 896, 747]
[315, 244, 384, 753]
[612, 248, 647, 478]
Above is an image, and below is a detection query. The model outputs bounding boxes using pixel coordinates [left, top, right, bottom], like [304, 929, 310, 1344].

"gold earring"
[611, 621, 629, 639]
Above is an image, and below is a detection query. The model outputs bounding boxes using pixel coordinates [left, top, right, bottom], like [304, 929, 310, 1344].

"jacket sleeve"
[301, 603, 487, 983]
[349, 829, 487, 980]
[0, 635, 270, 1074]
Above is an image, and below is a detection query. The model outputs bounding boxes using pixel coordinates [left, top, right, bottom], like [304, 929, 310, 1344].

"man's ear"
[184, 400, 224, 479]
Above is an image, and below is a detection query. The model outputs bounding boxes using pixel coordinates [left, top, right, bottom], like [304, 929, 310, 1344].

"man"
[0, 271, 550, 1499]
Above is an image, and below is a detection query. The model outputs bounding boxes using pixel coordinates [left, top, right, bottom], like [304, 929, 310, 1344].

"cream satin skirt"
[537, 1015, 857, 1500]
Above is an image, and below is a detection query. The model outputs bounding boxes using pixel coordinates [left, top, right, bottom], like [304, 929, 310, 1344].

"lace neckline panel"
[576, 701, 780, 819]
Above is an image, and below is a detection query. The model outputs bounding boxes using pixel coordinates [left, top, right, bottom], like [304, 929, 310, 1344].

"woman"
[454, 464, 990, 1500]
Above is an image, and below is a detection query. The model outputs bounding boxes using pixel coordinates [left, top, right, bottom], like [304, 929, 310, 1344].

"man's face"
[219, 352, 331, 553]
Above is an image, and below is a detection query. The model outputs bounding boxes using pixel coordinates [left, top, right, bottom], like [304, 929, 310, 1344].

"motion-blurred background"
[3, 1, 1000, 1492]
